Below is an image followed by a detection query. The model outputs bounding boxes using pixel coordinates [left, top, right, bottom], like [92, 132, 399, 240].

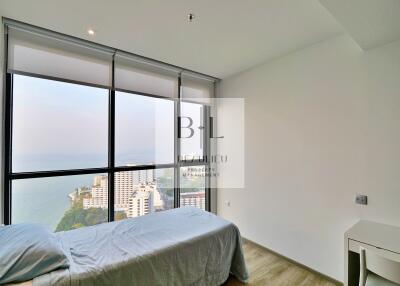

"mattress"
[32, 207, 248, 286]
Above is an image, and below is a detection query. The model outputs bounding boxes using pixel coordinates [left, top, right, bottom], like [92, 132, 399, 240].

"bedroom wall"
[217, 34, 400, 281]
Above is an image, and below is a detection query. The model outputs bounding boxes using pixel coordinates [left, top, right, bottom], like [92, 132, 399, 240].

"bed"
[9, 207, 248, 286]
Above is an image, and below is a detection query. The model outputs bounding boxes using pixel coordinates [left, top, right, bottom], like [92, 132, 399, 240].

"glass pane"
[12, 174, 108, 232]
[12, 74, 108, 172]
[180, 102, 205, 160]
[115, 92, 174, 166]
[114, 168, 174, 220]
[180, 166, 206, 210]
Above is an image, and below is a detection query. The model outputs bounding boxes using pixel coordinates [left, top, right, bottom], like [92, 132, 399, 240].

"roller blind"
[5, 19, 218, 93]
[181, 72, 215, 105]
[7, 27, 113, 87]
[115, 52, 180, 98]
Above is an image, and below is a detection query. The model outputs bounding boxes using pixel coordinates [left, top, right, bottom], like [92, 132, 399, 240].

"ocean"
[12, 174, 95, 231]
[11, 153, 155, 231]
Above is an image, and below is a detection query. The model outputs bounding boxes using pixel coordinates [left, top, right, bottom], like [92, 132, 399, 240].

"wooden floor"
[223, 240, 340, 286]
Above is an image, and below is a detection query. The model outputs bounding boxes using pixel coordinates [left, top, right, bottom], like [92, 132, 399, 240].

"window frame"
[3, 67, 211, 226]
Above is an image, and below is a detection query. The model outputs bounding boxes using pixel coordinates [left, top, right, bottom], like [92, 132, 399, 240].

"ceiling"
[319, 0, 400, 50]
[0, 0, 399, 79]
[0, 0, 343, 79]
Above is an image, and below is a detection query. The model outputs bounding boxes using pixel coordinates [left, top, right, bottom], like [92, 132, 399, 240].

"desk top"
[346, 220, 400, 254]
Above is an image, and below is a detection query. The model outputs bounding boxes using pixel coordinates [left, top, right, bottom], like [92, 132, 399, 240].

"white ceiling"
[1, 1, 399, 79]
[0, 0, 343, 79]
[319, 0, 400, 50]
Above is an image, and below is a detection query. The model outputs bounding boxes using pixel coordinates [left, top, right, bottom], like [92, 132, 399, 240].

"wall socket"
[355, 194, 368, 205]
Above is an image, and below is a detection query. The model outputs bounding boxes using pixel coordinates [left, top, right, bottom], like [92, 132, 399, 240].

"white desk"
[345, 220, 400, 286]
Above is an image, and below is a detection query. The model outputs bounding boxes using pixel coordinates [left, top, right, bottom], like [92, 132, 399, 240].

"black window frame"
[3, 37, 212, 226]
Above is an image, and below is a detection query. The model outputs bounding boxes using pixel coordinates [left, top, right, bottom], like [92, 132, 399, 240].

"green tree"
[115, 211, 127, 221]
[55, 193, 108, 232]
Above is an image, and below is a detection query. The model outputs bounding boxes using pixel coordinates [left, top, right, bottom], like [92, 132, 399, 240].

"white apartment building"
[127, 186, 153, 218]
[83, 175, 108, 209]
[115, 171, 134, 210]
[153, 187, 164, 210]
[180, 191, 205, 210]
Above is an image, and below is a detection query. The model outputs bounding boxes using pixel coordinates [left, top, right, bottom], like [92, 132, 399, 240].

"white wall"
[217, 34, 400, 281]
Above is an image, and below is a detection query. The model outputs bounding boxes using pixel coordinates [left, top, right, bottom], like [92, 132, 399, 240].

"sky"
[12, 74, 203, 172]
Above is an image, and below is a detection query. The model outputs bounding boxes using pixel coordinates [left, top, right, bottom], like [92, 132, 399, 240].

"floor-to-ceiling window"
[3, 19, 215, 231]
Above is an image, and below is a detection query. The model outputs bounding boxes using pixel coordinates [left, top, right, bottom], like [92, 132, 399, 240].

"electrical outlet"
[355, 194, 368, 205]
[225, 201, 231, 207]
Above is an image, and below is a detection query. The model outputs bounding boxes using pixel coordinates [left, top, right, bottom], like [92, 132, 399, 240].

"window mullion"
[4, 72, 13, 225]
[174, 75, 182, 209]
[108, 55, 116, 222]
[204, 105, 211, 212]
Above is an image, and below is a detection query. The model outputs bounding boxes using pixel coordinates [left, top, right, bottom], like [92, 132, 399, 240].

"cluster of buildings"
[82, 170, 163, 218]
[79, 169, 205, 218]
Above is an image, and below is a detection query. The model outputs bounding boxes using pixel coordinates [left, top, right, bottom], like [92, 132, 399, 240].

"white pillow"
[0, 223, 70, 284]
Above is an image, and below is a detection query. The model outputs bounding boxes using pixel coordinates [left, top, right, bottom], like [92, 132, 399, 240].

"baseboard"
[241, 237, 343, 285]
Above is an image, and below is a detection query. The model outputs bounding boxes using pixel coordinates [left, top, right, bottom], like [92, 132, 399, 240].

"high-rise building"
[83, 175, 108, 209]
[133, 169, 154, 185]
[115, 171, 134, 210]
[127, 186, 154, 218]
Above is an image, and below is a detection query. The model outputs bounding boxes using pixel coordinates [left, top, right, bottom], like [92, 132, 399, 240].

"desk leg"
[345, 237, 360, 286]
[348, 251, 360, 286]
[345, 237, 349, 286]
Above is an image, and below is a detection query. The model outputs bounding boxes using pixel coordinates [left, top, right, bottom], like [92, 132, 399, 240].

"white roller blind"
[115, 52, 179, 98]
[8, 27, 113, 87]
[181, 72, 215, 105]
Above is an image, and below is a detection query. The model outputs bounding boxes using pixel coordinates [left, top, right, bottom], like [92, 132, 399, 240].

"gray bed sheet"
[33, 207, 248, 286]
